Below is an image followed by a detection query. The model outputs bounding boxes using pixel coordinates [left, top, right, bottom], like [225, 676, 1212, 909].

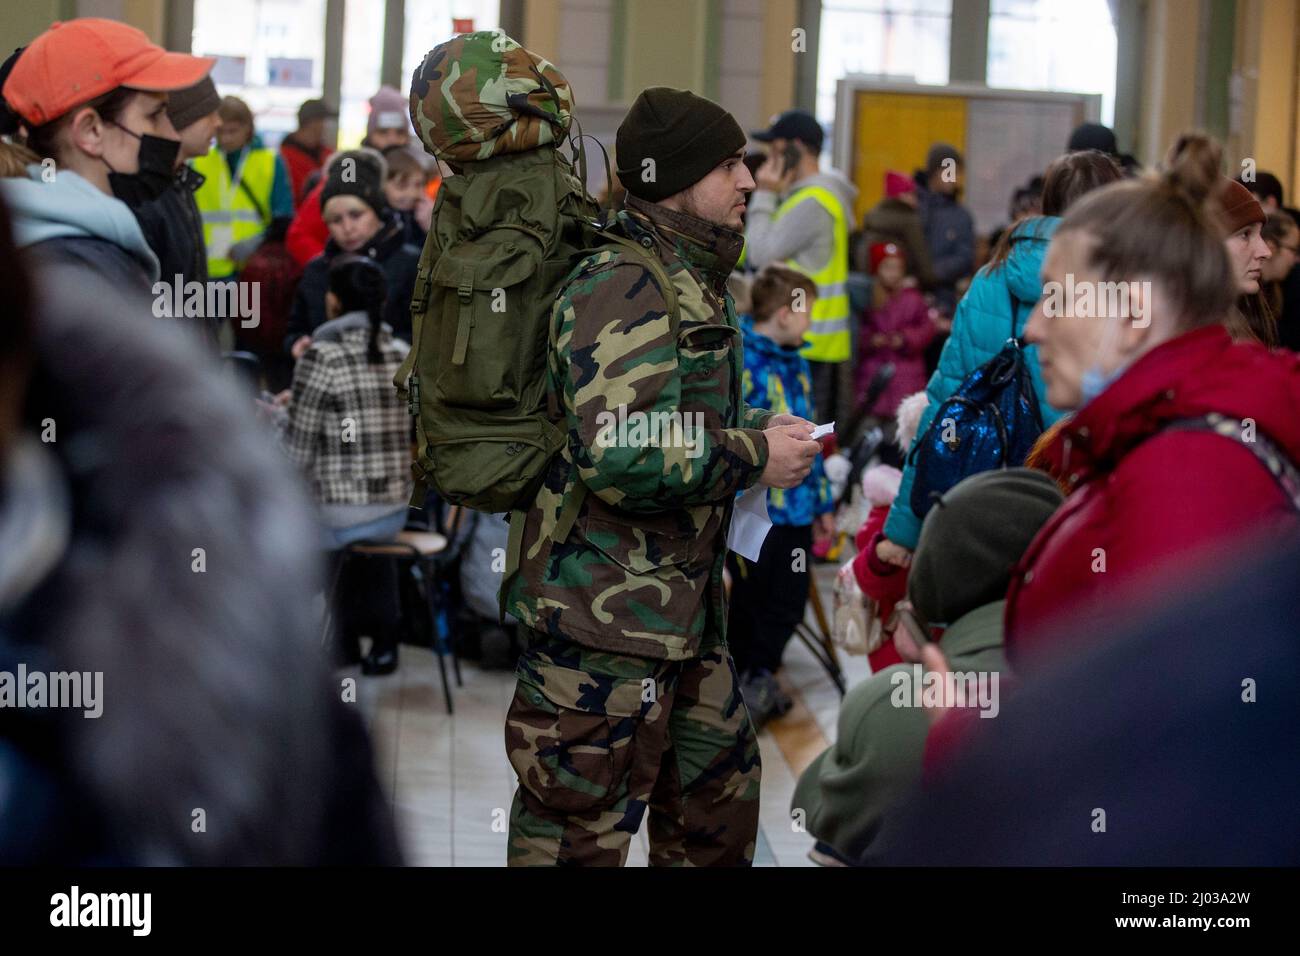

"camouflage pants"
[505, 628, 762, 866]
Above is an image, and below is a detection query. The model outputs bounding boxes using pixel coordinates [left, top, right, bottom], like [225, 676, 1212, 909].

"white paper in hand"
[727, 484, 772, 561]
[810, 421, 835, 440]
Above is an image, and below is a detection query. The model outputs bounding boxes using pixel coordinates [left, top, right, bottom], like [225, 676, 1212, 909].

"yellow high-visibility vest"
[192, 146, 276, 279]
[772, 184, 851, 363]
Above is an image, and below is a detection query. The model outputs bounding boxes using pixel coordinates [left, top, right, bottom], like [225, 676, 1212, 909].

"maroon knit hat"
[1216, 178, 1266, 235]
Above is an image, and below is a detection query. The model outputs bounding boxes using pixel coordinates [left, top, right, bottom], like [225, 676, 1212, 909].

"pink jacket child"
[855, 242, 936, 418]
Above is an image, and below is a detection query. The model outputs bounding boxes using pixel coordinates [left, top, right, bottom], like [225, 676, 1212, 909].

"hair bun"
[1163, 132, 1223, 209]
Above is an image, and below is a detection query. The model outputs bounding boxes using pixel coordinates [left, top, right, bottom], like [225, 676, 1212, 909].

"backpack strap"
[596, 228, 681, 319]
[499, 229, 682, 625]
[1007, 280, 1022, 345]
[546, 229, 679, 548]
[1162, 413, 1300, 511]
[238, 174, 270, 225]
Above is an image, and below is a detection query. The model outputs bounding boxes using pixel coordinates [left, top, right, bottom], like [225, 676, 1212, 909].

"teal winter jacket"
[884, 216, 1066, 549]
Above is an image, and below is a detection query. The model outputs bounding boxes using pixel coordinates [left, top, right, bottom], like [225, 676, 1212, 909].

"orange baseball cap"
[2, 18, 215, 127]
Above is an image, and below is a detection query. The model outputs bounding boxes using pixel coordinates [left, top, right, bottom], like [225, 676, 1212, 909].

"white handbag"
[832, 560, 892, 657]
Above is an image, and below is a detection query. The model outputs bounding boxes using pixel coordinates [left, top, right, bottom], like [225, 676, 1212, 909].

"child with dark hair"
[282, 253, 412, 674]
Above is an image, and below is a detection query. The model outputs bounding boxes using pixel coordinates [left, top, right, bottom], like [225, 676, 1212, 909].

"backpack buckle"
[406, 373, 421, 415]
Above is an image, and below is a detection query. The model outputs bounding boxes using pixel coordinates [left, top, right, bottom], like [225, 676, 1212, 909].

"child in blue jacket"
[728, 265, 834, 727]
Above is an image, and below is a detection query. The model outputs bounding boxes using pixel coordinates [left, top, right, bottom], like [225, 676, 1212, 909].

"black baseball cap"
[298, 97, 339, 125]
[1067, 122, 1117, 156]
[751, 109, 824, 153]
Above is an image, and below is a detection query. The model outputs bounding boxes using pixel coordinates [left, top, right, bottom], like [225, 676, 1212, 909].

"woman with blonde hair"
[1007, 132, 1300, 667]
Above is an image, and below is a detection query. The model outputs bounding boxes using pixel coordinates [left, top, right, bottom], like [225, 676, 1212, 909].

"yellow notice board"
[851, 92, 967, 223]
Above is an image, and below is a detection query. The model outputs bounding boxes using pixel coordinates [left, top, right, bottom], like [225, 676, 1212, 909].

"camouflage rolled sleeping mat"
[409, 30, 575, 164]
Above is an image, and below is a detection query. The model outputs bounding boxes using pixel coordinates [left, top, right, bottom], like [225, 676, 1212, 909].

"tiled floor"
[348, 563, 869, 866]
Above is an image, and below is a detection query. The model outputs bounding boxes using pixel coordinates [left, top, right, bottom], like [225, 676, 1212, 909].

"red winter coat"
[851, 504, 906, 672]
[280, 137, 333, 208]
[286, 181, 329, 267]
[1005, 324, 1300, 668]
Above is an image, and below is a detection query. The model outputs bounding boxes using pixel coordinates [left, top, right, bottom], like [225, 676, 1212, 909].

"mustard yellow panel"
[851, 92, 967, 223]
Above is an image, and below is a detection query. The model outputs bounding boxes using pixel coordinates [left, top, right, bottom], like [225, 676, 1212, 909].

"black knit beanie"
[320, 148, 388, 217]
[907, 468, 1064, 627]
[616, 87, 747, 201]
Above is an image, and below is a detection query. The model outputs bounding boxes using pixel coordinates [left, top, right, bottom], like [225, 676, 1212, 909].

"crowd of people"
[0, 18, 1294, 867]
[791, 128, 1300, 865]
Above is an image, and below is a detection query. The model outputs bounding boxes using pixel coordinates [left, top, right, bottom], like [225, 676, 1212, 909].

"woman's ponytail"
[366, 303, 384, 364]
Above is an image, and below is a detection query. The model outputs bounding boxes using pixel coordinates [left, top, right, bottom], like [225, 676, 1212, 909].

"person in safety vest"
[192, 95, 293, 281]
[744, 109, 857, 426]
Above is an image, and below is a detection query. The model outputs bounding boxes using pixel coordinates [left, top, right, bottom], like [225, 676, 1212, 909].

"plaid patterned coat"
[283, 320, 412, 506]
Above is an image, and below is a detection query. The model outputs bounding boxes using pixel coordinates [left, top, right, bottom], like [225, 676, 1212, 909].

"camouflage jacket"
[501, 194, 774, 660]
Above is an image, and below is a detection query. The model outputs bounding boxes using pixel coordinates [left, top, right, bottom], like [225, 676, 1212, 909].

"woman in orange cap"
[0, 18, 213, 288]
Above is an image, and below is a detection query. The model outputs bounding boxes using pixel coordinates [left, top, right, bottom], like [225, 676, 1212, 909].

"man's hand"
[754, 151, 796, 194]
[759, 423, 820, 489]
[765, 413, 815, 431]
[290, 335, 313, 360]
[813, 512, 836, 544]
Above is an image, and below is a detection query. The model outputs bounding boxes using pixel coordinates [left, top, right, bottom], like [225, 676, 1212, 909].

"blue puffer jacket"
[739, 315, 834, 527]
[884, 215, 1067, 550]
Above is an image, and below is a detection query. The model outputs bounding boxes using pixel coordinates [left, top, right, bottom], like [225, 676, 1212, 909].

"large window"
[193, 0, 500, 150]
[987, 0, 1116, 125]
[402, 0, 502, 93]
[816, 0, 952, 127]
[193, 0, 327, 146]
[339, 0, 387, 148]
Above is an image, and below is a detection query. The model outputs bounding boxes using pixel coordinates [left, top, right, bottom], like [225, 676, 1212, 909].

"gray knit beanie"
[907, 468, 1064, 626]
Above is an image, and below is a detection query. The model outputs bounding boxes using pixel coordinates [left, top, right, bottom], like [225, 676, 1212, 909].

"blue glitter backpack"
[909, 288, 1044, 519]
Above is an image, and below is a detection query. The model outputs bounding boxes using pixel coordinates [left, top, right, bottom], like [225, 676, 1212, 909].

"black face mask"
[104, 120, 181, 205]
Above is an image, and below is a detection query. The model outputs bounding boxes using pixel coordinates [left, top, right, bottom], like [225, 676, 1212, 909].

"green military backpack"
[398, 30, 676, 516]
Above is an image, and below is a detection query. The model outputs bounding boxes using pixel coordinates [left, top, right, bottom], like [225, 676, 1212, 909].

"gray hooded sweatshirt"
[0, 164, 160, 290]
[743, 167, 859, 280]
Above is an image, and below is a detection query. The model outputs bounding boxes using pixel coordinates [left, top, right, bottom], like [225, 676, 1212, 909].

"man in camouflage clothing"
[500, 86, 823, 866]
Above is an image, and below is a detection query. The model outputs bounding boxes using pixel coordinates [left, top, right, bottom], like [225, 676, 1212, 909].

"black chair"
[322, 506, 471, 713]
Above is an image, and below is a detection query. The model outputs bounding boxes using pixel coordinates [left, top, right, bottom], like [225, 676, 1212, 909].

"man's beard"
[681, 189, 741, 230]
